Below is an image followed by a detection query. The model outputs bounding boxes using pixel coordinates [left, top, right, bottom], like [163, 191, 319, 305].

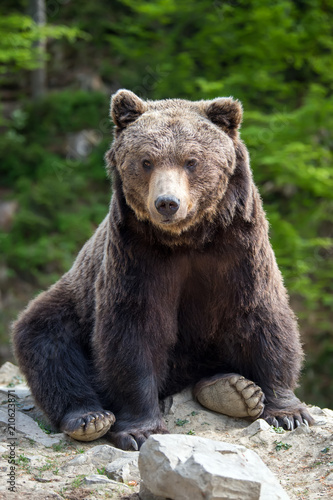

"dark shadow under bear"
[12, 90, 314, 450]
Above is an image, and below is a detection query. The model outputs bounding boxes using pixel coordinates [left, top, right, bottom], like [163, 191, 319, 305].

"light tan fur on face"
[109, 92, 240, 237]
[147, 167, 192, 229]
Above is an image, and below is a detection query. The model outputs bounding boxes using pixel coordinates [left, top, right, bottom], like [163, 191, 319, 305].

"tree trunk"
[30, 0, 47, 99]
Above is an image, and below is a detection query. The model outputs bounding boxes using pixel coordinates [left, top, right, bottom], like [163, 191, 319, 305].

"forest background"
[0, 0, 332, 408]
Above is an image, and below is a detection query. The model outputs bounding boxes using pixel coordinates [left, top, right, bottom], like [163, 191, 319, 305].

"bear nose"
[155, 195, 180, 216]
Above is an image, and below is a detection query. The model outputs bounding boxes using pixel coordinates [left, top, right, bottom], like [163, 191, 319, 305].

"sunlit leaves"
[0, 13, 87, 72]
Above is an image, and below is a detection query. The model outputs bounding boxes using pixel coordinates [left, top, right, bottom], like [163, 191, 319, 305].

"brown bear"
[12, 89, 314, 451]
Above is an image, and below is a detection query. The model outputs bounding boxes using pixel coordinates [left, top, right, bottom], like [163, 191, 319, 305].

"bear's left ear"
[204, 97, 243, 140]
[111, 89, 147, 130]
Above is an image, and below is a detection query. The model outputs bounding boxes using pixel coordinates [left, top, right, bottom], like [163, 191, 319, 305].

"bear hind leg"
[194, 374, 314, 430]
[193, 373, 265, 419]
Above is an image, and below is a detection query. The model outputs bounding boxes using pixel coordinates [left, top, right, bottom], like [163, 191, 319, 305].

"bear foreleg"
[93, 315, 170, 450]
[12, 282, 114, 441]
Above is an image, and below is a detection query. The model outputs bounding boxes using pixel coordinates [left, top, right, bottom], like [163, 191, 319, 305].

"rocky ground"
[0, 362, 333, 499]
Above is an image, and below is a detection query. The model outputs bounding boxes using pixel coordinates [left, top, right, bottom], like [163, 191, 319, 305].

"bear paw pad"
[194, 373, 264, 419]
[62, 410, 115, 442]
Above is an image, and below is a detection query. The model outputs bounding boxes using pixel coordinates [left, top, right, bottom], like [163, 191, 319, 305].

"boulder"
[138, 434, 290, 500]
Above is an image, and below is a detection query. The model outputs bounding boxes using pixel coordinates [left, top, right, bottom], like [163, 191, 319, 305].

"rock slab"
[139, 434, 290, 500]
[0, 408, 62, 446]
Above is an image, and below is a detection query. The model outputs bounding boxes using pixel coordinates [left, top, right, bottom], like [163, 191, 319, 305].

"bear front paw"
[61, 410, 115, 442]
[194, 373, 265, 419]
[263, 408, 315, 430]
[108, 418, 169, 451]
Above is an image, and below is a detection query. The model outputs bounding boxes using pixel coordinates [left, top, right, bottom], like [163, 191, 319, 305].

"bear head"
[106, 89, 244, 236]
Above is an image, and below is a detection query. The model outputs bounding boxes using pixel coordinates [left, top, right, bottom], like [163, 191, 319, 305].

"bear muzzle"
[147, 168, 191, 227]
[155, 195, 180, 217]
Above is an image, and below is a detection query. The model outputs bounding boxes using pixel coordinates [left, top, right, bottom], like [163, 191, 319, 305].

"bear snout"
[147, 168, 190, 228]
[155, 195, 180, 217]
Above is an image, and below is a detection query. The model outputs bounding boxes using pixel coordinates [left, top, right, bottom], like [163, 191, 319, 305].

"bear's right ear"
[111, 89, 147, 130]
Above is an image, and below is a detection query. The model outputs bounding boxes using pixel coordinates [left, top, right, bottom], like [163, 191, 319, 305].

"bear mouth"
[153, 211, 197, 235]
[148, 204, 197, 234]
[159, 216, 184, 226]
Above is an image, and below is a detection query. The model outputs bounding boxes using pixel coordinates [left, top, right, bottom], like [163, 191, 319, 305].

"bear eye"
[142, 160, 153, 171]
[185, 159, 197, 172]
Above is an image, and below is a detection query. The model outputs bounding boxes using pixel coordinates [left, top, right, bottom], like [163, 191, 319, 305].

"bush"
[0, 90, 111, 283]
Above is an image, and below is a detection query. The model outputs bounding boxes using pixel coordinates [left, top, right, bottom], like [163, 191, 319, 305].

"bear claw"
[61, 410, 115, 442]
[264, 410, 314, 431]
[194, 373, 265, 419]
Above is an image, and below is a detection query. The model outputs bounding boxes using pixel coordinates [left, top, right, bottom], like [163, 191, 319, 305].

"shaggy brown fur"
[12, 90, 313, 451]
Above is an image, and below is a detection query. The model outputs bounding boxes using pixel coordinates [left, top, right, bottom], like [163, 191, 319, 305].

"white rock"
[241, 419, 272, 436]
[139, 434, 290, 500]
[105, 455, 140, 483]
[0, 408, 61, 446]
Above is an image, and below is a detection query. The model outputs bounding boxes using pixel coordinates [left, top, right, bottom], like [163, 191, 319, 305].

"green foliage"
[175, 419, 189, 427]
[242, 85, 333, 306]
[23, 90, 109, 139]
[0, 90, 110, 283]
[105, 0, 333, 108]
[35, 418, 55, 434]
[275, 441, 292, 452]
[0, 12, 86, 73]
[17, 454, 29, 465]
[71, 475, 86, 489]
[52, 442, 68, 452]
[97, 467, 106, 475]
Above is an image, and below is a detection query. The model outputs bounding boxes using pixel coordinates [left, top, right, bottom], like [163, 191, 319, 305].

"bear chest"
[175, 251, 233, 337]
